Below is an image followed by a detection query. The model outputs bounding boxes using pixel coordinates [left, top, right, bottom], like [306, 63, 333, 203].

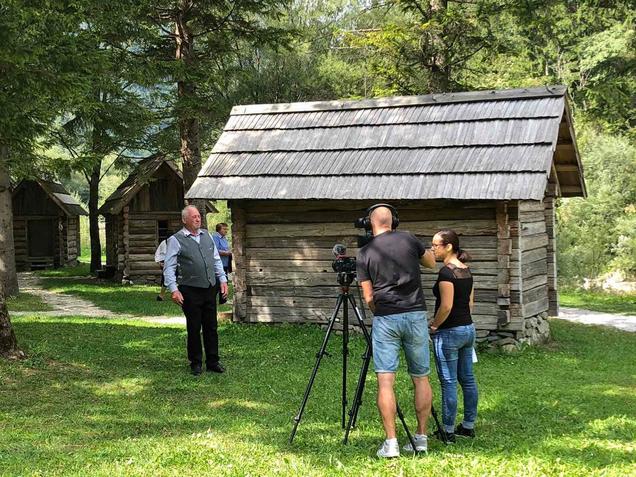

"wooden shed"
[99, 154, 216, 284]
[12, 179, 87, 271]
[187, 85, 586, 347]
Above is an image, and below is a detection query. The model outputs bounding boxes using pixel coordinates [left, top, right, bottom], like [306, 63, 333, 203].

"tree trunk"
[428, 0, 450, 93]
[88, 162, 102, 273]
[175, 1, 207, 228]
[0, 280, 22, 359]
[0, 145, 19, 297]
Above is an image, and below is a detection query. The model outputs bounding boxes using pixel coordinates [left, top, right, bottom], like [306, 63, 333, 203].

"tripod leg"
[289, 294, 344, 444]
[343, 339, 371, 444]
[342, 295, 349, 429]
[429, 336, 450, 444]
[395, 403, 419, 454]
[347, 295, 372, 431]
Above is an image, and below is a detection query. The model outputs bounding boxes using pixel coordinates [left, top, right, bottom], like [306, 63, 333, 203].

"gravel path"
[14, 273, 634, 331]
[558, 306, 636, 332]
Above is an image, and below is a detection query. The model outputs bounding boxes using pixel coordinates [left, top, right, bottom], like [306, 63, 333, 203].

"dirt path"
[558, 307, 636, 332]
[14, 273, 633, 331]
[16, 272, 113, 317]
[14, 273, 188, 324]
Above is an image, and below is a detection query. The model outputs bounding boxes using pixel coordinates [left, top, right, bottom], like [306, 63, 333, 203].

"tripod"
[288, 271, 420, 451]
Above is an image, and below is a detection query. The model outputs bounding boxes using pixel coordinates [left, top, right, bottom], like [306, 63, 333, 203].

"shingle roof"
[99, 154, 217, 215]
[13, 180, 88, 216]
[187, 85, 585, 201]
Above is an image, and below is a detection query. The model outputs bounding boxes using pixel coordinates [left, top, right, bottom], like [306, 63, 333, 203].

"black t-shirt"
[356, 231, 427, 316]
[432, 264, 473, 329]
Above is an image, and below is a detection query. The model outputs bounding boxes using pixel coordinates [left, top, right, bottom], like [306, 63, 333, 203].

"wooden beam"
[555, 164, 579, 172]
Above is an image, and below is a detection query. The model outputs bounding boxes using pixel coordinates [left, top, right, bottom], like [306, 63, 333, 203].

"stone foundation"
[476, 312, 550, 351]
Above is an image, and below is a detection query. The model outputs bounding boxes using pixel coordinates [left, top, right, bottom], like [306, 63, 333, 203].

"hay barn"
[187, 85, 586, 346]
[99, 154, 216, 284]
[12, 179, 87, 271]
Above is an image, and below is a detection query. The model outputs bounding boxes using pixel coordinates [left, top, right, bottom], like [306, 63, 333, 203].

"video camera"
[354, 203, 400, 248]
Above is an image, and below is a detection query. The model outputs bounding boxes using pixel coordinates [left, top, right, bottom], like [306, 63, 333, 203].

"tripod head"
[332, 244, 357, 290]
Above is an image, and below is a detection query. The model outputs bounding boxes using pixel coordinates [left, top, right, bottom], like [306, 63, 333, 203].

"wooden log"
[519, 233, 549, 251]
[245, 219, 497, 239]
[522, 284, 548, 305]
[520, 221, 547, 236]
[247, 207, 496, 224]
[243, 199, 497, 214]
[230, 202, 247, 321]
[522, 248, 547, 264]
[521, 259, 547, 280]
[523, 297, 549, 317]
[519, 200, 544, 213]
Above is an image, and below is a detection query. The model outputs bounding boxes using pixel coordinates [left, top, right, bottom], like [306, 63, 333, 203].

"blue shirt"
[164, 228, 227, 293]
[213, 232, 231, 268]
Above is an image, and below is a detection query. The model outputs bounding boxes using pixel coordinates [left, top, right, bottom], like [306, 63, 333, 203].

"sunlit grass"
[559, 289, 636, 315]
[37, 278, 233, 316]
[1, 317, 634, 476]
[6, 292, 54, 312]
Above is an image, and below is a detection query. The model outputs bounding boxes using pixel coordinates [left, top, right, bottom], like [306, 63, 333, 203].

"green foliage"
[557, 130, 636, 279]
[1, 317, 635, 475]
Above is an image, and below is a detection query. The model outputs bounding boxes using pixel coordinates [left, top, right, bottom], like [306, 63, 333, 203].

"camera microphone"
[332, 243, 347, 258]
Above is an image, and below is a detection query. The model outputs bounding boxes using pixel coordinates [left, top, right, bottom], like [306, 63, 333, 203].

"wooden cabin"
[187, 86, 586, 347]
[99, 154, 216, 284]
[12, 179, 87, 271]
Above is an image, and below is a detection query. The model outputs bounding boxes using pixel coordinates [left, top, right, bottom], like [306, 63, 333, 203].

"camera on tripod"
[331, 244, 357, 286]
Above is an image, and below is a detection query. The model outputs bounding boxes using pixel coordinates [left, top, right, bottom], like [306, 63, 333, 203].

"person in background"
[213, 223, 232, 276]
[429, 229, 478, 443]
[154, 238, 167, 301]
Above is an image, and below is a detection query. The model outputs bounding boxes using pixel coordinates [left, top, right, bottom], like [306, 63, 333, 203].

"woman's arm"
[430, 281, 454, 331]
[469, 286, 475, 314]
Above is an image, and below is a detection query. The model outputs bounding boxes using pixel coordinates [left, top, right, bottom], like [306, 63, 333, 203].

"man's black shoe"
[190, 364, 203, 376]
[455, 423, 475, 438]
[433, 429, 455, 444]
[207, 362, 225, 373]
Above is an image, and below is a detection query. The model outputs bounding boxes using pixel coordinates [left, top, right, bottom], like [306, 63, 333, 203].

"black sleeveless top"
[432, 263, 473, 329]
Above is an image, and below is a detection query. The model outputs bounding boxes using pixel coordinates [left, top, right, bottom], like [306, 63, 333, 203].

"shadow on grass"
[1, 317, 635, 475]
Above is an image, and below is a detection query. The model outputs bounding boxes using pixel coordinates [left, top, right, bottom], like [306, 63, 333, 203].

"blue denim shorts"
[372, 310, 430, 377]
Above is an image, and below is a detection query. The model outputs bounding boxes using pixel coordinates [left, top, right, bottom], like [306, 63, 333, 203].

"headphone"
[364, 203, 400, 230]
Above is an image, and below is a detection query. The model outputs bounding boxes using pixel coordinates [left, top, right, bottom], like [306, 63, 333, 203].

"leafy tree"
[112, 0, 291, 224]
[0, 0, 89, 356]
[50, 11, 155, 272]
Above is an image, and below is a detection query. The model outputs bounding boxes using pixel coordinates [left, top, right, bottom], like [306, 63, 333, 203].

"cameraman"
[356, 205, 436, 458]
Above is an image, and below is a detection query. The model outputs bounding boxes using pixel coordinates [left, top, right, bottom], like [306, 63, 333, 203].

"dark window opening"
[158, 220, 170, 243]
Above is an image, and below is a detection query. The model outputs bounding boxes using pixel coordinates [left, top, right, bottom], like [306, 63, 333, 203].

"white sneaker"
[377, 439, 400, 458]
[402, 434, 428, 452]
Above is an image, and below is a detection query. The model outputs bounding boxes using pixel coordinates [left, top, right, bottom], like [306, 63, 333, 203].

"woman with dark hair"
[429, 229, 478, 443]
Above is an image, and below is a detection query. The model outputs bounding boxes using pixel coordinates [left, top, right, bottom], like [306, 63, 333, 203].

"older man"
[164, 206, 228, 376]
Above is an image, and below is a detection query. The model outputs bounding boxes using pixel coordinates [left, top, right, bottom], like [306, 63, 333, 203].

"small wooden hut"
[12, 179, 87, 270]
[99, 154, 217, 284]
[187, 85, 586, 347]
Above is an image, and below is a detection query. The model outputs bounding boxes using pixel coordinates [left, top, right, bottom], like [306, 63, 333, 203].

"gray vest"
[174, 230, 217, 289]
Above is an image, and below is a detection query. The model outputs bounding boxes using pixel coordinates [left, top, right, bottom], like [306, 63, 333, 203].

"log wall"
[123, 211, 182, 284]
[232, 199, 518, 332]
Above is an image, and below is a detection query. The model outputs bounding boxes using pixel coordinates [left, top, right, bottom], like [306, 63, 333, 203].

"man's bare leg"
[412, 376, 432, 435]
[377, 372, 397, 439]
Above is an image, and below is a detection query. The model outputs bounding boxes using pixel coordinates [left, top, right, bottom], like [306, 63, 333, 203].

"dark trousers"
[179, 284, 219, 367]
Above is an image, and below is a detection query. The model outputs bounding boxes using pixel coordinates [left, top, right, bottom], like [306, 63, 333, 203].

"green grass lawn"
[1, 317, 634, 476]
[5, 292, 54, 312]
[560, 289, 636, 315]
[36, 275, 232, 316]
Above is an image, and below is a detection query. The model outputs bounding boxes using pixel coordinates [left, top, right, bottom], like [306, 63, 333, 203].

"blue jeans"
[372, 311, 430, 377]
[432, 324, 478, 433]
